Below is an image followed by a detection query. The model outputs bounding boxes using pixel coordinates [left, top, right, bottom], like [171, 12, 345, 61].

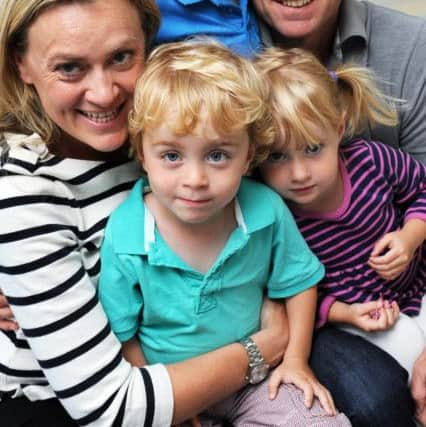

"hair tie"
[328, 70, 338, 81]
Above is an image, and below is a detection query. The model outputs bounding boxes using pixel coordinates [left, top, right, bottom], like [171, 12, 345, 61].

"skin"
[412, 348, 426, 426]
[252, 0, 342, 62]
[16, 0, 146, 160]
[3, 1, 291, 424]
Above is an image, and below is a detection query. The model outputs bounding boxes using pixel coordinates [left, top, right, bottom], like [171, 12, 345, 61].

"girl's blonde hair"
[255, 47, 398, 148]
[129, 38, 275, 166]
[0, 0, 160, 142]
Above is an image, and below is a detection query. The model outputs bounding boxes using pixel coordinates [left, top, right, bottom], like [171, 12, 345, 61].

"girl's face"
[140, 110, 253, 227]
[16, 0, 146, 158]
[260, 118, 345, 214]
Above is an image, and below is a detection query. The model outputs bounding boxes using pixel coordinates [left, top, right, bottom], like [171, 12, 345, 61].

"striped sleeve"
[368, 141, 426, 221]
[0, 174, 173, 427]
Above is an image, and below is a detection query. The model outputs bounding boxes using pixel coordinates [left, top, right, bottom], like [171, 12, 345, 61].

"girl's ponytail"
[333, 66, 399, 139]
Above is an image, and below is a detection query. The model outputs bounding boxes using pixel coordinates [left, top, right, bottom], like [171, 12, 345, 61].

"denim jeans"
[310, 326, 415, 427]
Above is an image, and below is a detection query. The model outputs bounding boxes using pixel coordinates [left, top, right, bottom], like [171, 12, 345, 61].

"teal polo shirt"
[99, 177, 324, 364]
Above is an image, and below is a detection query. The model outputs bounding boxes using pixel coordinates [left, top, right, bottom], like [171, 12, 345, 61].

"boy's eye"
[305, 144, 323, 156]
[163, 152, 181, 162]
[267, 151, 288, 162]
[207, 150, 228, 162]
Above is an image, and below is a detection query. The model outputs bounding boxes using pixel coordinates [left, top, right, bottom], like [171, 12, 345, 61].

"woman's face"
[17, 0, 146, 156]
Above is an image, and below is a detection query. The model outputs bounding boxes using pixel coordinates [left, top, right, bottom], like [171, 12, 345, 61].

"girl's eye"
[112, 51, 132, 66]
[207, 150, 228, 163]
[267, 151, 288, 162]
[305, 144, 323, 156]
[163, 152, 181, 162]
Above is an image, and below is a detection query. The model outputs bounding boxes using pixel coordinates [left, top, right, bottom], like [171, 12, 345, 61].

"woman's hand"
[0, 292, 18, 331]
[268, 357, 336, 416]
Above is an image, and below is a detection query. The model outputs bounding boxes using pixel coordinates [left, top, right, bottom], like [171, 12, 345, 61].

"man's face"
[253, 0, 342, 41]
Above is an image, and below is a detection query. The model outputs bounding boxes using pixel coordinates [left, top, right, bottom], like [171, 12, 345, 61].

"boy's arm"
[122, 337, 147, 367]
[268, 287, 336, 416]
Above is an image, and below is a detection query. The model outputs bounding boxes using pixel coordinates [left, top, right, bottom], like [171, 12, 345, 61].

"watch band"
[239, 337, 269, 384]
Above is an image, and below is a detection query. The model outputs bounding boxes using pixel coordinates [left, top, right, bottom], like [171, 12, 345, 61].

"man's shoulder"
[363, 1, 426, 42]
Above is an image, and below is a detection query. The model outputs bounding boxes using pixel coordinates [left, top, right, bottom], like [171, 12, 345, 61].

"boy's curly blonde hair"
[129, 38, 275, 166]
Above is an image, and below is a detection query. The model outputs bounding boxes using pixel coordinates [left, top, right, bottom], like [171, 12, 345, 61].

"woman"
[0, 1, 287, 426]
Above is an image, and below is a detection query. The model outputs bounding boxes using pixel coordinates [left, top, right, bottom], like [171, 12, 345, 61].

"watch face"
[249, 364, 269, 384]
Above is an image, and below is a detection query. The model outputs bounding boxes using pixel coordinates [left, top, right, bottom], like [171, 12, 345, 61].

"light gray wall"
[368, 0, 426, 16]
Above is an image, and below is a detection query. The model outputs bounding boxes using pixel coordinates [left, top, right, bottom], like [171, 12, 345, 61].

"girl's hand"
[348, 299, 400, 332]
[0, 292, 18, 331]
[368, 230, 417, 280]
[268, 357, 336, 416]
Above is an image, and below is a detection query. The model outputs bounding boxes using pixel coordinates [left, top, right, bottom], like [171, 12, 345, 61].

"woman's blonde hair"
[129, 38, 275, 166]
[255, 47, 398, 149]
[0, 0, 160, 142]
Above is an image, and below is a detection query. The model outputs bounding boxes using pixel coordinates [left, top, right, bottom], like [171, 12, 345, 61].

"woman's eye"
[305, 144, 323, 156]
[163, 152, 180, 162]
[267, 151, 288, 162]
[55, 62, 82, 77]
[207, 150, 228, 162]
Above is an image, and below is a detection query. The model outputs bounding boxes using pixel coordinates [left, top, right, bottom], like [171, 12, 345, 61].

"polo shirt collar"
[114, 177, 275, 256]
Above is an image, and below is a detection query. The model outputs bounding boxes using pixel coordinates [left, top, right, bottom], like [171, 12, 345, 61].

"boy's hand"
[268, 357, 336, 416]
[368, 230, 417, 280]
[0, 292, 18, 331]
[347, 299, 400, 332]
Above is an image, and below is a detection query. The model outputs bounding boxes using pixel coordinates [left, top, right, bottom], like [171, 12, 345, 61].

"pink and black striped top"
[292, 139, 426, 327]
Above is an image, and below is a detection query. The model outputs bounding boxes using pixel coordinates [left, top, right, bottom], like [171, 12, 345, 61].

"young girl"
[256, 47, 426, 378]
[98, 40, 351, 426]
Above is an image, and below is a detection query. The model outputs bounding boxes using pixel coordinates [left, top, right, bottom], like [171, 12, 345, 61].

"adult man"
[253, 0, 426, 424]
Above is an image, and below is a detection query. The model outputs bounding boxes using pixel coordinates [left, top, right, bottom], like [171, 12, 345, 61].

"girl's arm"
[268, 287, 336, 416]
[369, 218, 426, 280]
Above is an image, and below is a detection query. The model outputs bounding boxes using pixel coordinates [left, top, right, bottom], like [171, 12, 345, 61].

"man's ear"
[15, 54, 34, 84]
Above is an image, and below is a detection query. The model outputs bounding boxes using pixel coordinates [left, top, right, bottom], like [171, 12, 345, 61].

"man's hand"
[412, 348, 426, 426]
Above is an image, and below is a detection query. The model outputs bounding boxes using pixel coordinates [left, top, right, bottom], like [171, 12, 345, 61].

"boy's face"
[140, 112, 252, 225]
[259, 119, 343, 214]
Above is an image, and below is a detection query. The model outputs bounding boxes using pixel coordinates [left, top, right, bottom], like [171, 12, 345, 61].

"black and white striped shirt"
[0, 133, 173, 426]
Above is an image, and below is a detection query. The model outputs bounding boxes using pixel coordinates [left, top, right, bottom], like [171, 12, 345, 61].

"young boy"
[99, 40, 350, 426]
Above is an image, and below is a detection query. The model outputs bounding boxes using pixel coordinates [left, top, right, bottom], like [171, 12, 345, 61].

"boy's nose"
[183, 163, 209, 188]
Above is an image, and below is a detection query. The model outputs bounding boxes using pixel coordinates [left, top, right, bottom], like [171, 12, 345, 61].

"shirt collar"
[113, 177, 275, 255]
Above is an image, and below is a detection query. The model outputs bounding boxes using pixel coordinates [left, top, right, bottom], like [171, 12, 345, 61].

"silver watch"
[239, 337, 269, 384]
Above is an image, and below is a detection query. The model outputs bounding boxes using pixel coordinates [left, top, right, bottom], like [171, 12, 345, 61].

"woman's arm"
[169, 298, 288, 424]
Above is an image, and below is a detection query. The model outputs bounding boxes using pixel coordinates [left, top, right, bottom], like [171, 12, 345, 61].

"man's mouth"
[279, 0, 313, 7]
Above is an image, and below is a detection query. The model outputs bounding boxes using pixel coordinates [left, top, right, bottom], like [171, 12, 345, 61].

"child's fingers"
[298, 381, 314, 408]
[268, 370, 282, 400]
[313, 383, 336, 416]
[0, 319, 19, 331]
[370, 234, 392, 257]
